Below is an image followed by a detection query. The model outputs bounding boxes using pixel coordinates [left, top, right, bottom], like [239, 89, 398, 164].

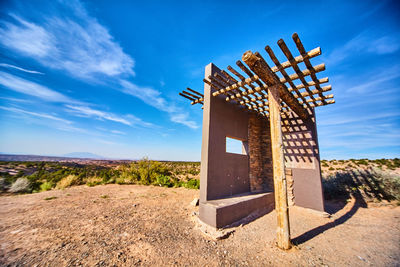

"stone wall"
[248, 113, 273, 192]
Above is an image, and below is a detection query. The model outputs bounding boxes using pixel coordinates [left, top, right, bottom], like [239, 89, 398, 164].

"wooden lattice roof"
[179, 33, 334, 121]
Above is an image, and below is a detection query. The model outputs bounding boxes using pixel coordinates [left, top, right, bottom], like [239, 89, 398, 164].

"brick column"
[248, 114, 274, 192]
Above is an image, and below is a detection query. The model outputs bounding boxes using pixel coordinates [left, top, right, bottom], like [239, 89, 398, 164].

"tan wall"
[283, 110, 325, 211]
[200, 63, 250, 201]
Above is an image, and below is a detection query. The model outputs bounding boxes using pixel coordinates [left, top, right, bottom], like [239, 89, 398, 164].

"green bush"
[56, 175, 80, 189]
[182, 179, 200, 189]
[40, 182, 53, 191]
[155, 175, 174, 187]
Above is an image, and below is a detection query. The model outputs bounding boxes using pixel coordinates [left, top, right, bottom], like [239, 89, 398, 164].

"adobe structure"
[180, 33, 334, 249]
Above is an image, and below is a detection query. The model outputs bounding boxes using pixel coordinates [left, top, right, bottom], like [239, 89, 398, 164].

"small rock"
[357, 256, 367, 262]
[190, 198, 199, 207]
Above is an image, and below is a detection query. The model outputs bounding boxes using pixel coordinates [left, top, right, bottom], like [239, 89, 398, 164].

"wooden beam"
[279, 63, 325, 84]
[242, 51, 310, 121]
[292, 33, 326, 103]
[187, 88, 203, 97]
[179, 92, 195, 101]
[277, 38, 319, 104]
[268, 84, 291, 250]
[265, 45, 313, 110]
[270, 47, 321, 73]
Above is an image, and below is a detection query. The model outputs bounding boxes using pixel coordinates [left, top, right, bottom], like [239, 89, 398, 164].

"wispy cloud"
[0, 106, 72, 124]
[318, 112, 400, 126]
[0, 14, 54, 58]
[0, 63, 44, 74]
[170, 113, 199, 129]
[65, 104, 153, 127]
[0, 6, 134, 80]
[110, 130, 126, 135]
[0, 71, 75, 103]
[120, 80, 198, 129]
[0, 96, 32, 103]
[347, 65, 400, 93]
[0, 0, 198, 129]
[95, 139, 116, 145]
[325, 30, 400, 66]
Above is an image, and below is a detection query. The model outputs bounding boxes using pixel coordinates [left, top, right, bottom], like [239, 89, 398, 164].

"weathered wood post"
[242, 51, 292, 250]
[268, 84, 291, 250]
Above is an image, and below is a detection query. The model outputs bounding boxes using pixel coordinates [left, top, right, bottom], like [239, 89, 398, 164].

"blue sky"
[0, 0, 399, 160]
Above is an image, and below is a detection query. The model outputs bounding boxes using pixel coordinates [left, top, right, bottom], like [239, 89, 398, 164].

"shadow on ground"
[292, 169, 394, 245]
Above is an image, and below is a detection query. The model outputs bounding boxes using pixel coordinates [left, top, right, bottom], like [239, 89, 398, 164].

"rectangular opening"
[226, 137, 248, 155]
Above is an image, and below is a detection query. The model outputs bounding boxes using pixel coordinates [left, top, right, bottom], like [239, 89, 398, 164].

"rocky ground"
[0, 184, 399, 266]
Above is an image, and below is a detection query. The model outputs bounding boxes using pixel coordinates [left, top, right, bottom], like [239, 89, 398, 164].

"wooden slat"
[279, 63, 325, 84]
[270, 47, 321, 73]
[242, 51, 310, 121]
[292, 33, 326, 103]
[227, 65, 257, 90]
[236, 60, 264, 88]
[179, 92, 195, 101]
[182, 90, 201, 100]
[265, 45, 312, 110]
[187, 88, 203, 97]
[277, 38, 317, 104]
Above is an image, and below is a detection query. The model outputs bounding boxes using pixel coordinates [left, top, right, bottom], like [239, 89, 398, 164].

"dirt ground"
[0, 184, 399, 266]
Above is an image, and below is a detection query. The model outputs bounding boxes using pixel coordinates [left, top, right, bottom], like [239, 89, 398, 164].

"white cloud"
[0, 106, 72, 124]
[0, 63, 44, 74]
[0, 14, 54, 58]
[110, 130, 126, 135]
[325, 31, 400, 66]
[65, 104, 153, 127]
[0, 7, 134, 80]
[120, 80, 175, 113]
[0, 71, 73, 103]
[170, 113, 199, 129]
[0, 0, 198, 129]
[120, 80, 199, 129]
[347, 66, 400, 93]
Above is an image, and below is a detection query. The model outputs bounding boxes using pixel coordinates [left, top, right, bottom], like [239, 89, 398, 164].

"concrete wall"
[200, 63, 250, 201]
[283, 110, 325, 211]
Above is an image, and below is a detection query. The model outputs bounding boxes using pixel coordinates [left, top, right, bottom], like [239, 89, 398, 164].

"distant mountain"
[63, 152, 105, 159]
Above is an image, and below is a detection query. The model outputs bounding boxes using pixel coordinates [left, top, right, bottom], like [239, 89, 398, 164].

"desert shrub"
[323, 169, 400, 203]
[56, 175, 80, 189]
[9, 178, 31, 193]
[321, 162, 329, 167]
[0, 177, 7, 192]
[85, 176, 103, 187]
[356, 159, 368, 165]
[40, 181, 53, 191]
[328, 167, 335, 171]
[137, 159, 171, 184]
[182, 179, 200, 189]
[154, 175, 174, 187]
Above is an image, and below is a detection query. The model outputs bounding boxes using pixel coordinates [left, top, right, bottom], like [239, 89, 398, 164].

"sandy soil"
[0, 184, 399, 266]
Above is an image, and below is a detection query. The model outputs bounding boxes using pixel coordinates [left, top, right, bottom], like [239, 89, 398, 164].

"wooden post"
[268, 84, 291, 250]
[242, 51, 292, 250]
